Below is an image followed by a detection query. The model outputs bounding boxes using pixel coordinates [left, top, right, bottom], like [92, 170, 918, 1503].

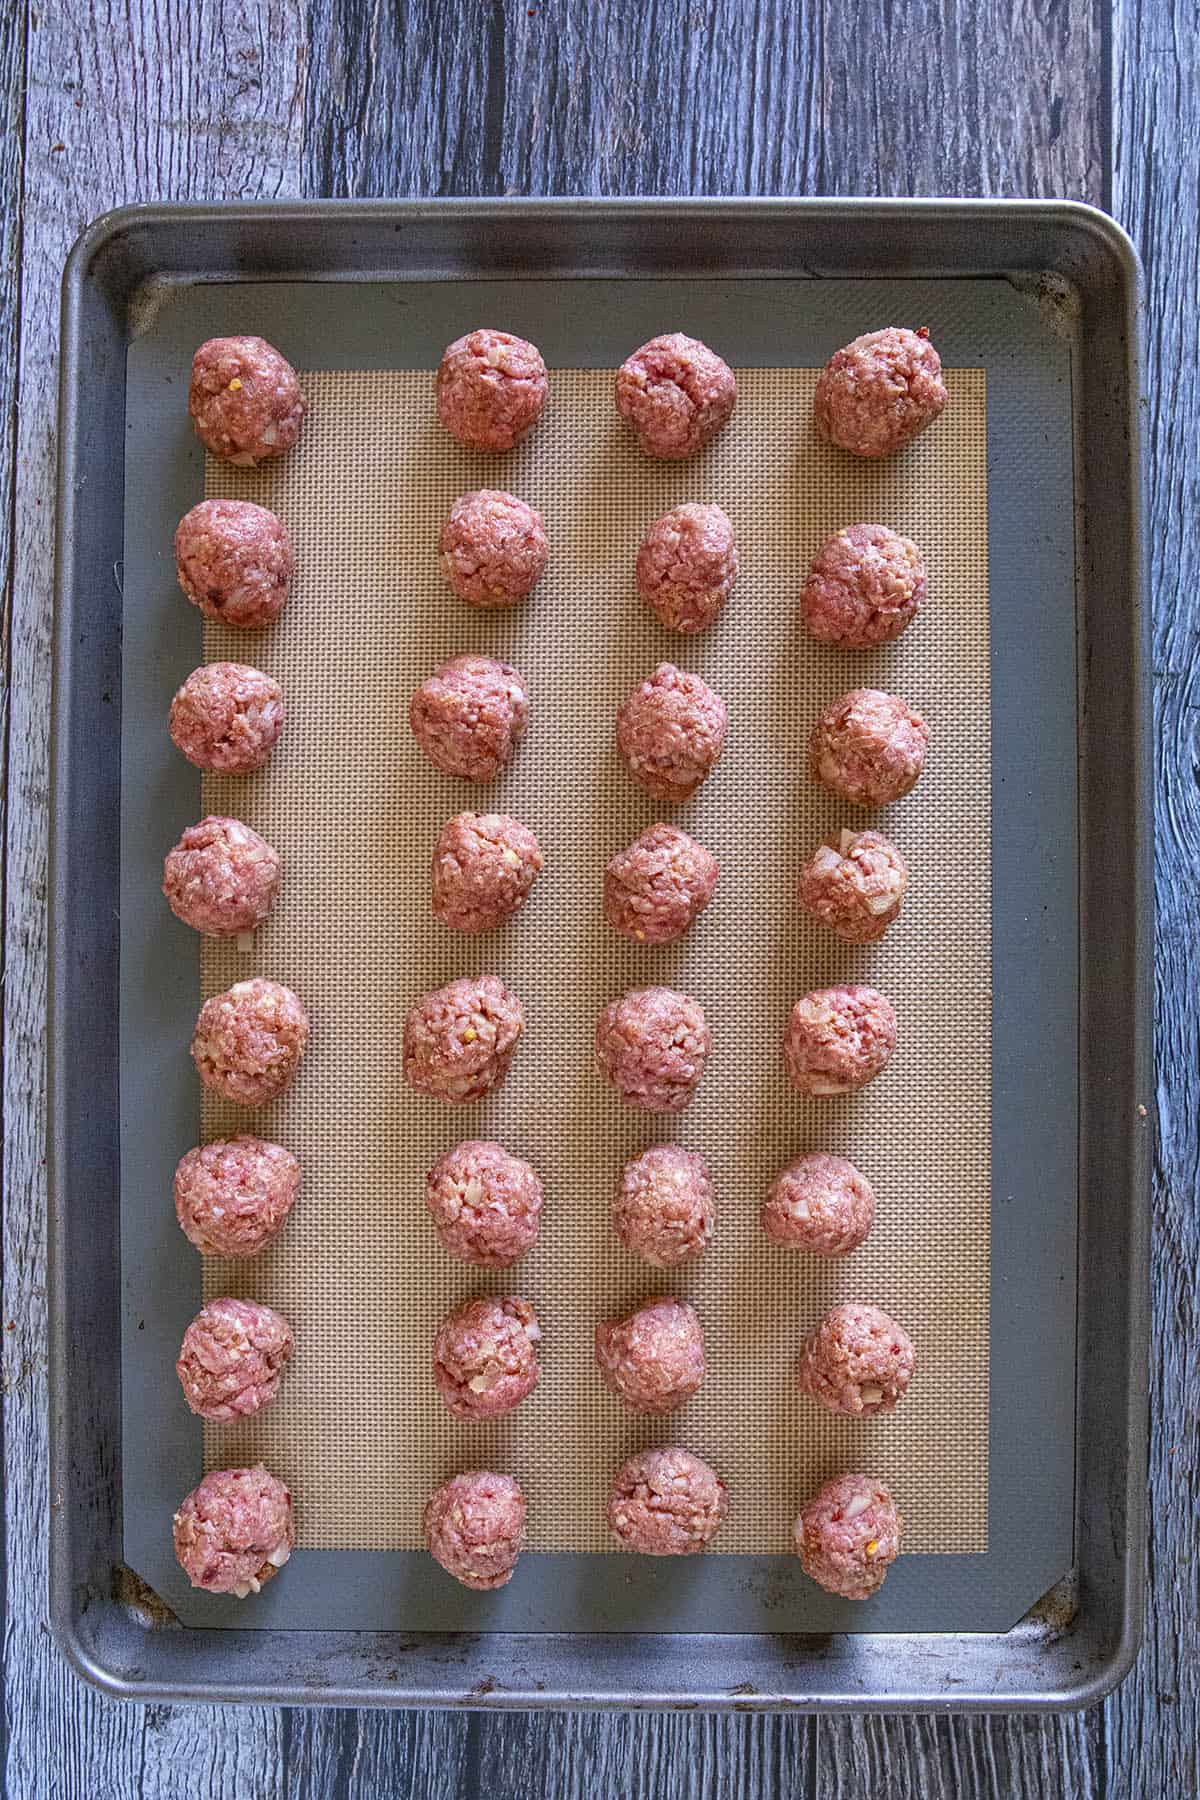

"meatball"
[191, 978, 310, 1108]
[431, 812, 544, 934]
[800, 523, 925, 648]
[439, 490, 548, 608]
[796, 1302, 916, 1417]
[432, 1296, 540, 1420]
[173, 1464, 294, 1597]
[410, 655, 529, 783]
[176, 1296, 294, 1422]
[189, 336, 306, 466]
[603, 823, 718, 945]
[595, 1296, 705, 1413]
[813, 326, 947, 459]
[762, 1152, 875, 1255]
[615, 333, 736, 459]
[616, 663, 727, 802]
[607, 1447, 727, 1554]
[809, 689, 929, 808]
[424, 1471, 527, 1590]
[636, 503, 737, 635]
[403, 974, 524, 1103]
[169, 662, 285, 775]
[795, 1473, 903, 1599]
[613, 1145, 714, 1267]
[174, 499, 294, 630]
[424, 1138, 543, 1267]
[595, 986, 711, 1114]
[174, 1136, 300, 1258]
[436, 329, 548, 451]
[797, 829, 908, 944]
[782, 985, 897, 1097]
[163, 816, 281, 937]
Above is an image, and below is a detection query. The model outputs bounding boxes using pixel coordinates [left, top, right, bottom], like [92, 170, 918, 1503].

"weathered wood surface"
[2, 0, 1193, 1793]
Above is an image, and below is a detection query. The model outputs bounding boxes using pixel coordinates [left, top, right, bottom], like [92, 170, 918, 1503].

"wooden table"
[3, 2, 1194, 1792]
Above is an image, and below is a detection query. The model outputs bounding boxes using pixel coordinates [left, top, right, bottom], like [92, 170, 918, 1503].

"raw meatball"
[424, 1138, 543, 1267]
[595, 986, 711, 1114]
[163, 816, 281, 937]
[176, 1296, 294, 1422]
[432, 1296, 540, 1420]
[173, 1464, 294, 1596]
[440, 490, 548, 608]
[797, 829, 908, 944]
[796, 1302, 916, 1417]
[189, 336, 306, 466]
[795, 1472, 903, 1599]
[191, 978, 310, 1107]
[174, 1136, 300, 1257]
[604, 823, 718, 945]
[813, 327, 947, 459]
[615, 334, 736, 459]
[607, 1447, 727, 1554]
[174, 499, 294, 629]
[782, 985, 897, 1097]
[410, 655, 529, 783]
[431, 812, 544, 933]
[169, 662, 285, 775]
[637, 503, 737, 634]
[595, 1296, 705, 1413]
[616, 664, 727, 802]
[613, 1145, 714, 1267]
[436, 329, 548, 451]
[800, 523, 925, 648]
[424, 1471, 527, 1590]
[403, 974, 524, 1103]
[809, 689, 929, 808]
[762, 1152, 875, 1255]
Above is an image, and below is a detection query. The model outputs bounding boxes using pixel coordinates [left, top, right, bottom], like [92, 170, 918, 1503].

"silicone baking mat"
[197, 365, 990, 1556]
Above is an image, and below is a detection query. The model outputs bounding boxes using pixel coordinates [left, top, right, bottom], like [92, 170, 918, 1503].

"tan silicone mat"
[199, 365, 990, 1555]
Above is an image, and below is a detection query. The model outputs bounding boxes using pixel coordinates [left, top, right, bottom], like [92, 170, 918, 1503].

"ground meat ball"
[636, 503, 737, 634]
[800, 524, 925, 648]
[189, 336, 306, 467]
[595, 1296, 705, 1413]
[797, 829, 908, 944]
[163, 816, 281, 937]
[607, 1447, 727, 1554]
[174, 499, 294, 629]
[431, 812, 544, 934]
[439, 491, 548, 608]
[174, 1136, 300, 1257]
[424, 1138, 543, 1267]
[436, 330, 548, 451]
[782, 985, 897, 1097]
[176, 1296, 294, 1422]
[762, 1153, 875, 1255]
[603, 823, 718, 945]
[191, 978, 310, 1107]
[616, 664, 727, 802]
[615, 334, 736, 459]
[410, 655, 529, 783]
[595, 987, 711, 1114]
[613, 1145, 714, 1267]
[795, 1473, 903, 1599]
[433, 1296, 540, 1420]
[173, 1465, 295, 1597]
[813, 327, 947, 459]
[403, 975, 524, 1103]
[796, 1302, 916, 1418]
[169, 662, 285, 775]
[809, 689, 929, 808]
[424, 1471, 527, 1590]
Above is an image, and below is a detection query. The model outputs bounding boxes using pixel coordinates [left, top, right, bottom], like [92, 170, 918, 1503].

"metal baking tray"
[49, 199, 1149, 1710]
